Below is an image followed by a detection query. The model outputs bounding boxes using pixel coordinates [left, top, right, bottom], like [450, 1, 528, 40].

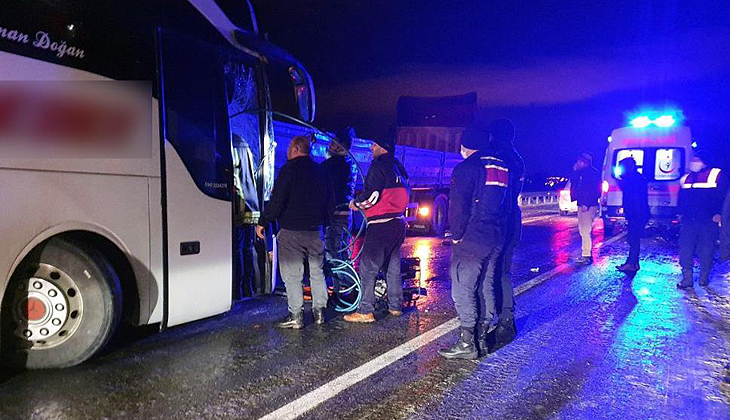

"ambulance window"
[654, 148, 683, 181]
[614, 149, 644, 177]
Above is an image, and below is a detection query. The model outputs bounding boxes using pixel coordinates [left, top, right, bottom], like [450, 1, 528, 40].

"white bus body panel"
[0, 52, 164, 324]
[164, 142, 232, 327]
[0, 170, 157, 322]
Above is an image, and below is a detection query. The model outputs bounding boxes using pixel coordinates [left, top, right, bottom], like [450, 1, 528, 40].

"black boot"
[276, 311, 304, 329]
[438, 327, 478, 360]
[676, 269, 693, 290]
[313, 307, 325, 325]
[477, 322, 492, 357]
[487, 317, 517, 354]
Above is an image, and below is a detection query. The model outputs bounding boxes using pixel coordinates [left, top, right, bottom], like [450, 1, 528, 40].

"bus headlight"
[418, 206, 430, 217]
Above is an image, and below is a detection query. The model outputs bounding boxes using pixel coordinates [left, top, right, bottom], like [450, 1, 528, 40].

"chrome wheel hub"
[10, 264, 83, 348]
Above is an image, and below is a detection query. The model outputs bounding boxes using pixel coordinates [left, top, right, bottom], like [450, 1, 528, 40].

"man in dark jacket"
[571, 152, 602, 264]
[677, 150, 728, 288]
[485, 118, 524, 354]
[439, 123, 510, 359]
[344, 136, 409, 323]
[256, 136, 332, 328]
[322, 127, 357, 262]
[616, 157, 650, 273]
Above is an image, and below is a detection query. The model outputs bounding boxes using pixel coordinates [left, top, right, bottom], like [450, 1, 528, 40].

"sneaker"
[343, 312, 375, 323]
[388, 309, 403, 317]
[699, 277, 710, 287]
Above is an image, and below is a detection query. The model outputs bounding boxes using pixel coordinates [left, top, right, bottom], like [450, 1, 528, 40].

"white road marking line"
[515, 231, 627, 294]
[522, 214, 557, 224]
[258, 231, 628, 420]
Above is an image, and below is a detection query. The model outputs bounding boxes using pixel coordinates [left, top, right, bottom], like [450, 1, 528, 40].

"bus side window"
[224, 56, 262, 213]
[160, 30, 232, 200]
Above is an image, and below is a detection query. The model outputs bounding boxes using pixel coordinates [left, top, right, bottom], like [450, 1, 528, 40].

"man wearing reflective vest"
[677, 150, 729, 289]
[344, 136, 409, 323]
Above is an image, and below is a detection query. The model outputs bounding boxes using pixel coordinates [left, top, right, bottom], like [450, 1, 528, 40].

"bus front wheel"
[1, 237, 122, 369]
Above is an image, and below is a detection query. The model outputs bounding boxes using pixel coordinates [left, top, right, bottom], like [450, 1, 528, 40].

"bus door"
[224, 51, 273, 298]
[158, 29, 234, 327]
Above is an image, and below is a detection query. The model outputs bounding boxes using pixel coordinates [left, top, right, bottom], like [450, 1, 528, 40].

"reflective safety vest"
[680, 168, 722, 189]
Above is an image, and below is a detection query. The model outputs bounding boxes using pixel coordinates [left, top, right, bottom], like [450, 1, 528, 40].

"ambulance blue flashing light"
[654, 115, 676, 127]
[630, 116, 653, 128]
[629, 112, 679, 129]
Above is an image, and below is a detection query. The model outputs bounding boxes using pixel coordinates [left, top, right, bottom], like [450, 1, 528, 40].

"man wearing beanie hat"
[677, 150, 728, 288]
[344, 134, 409, 323]
[570, 151, 602, 264]
[439, 122, 512, 359]
[483, 118, 524, 354]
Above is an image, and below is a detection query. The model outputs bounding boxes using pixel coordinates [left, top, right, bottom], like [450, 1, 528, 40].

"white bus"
[0, 0, 315, 368]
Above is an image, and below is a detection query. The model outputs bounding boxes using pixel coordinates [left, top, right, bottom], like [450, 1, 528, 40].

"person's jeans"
[451, 243, 503, 329]
[357, 219, 406, 314]
[626, 217, 647, 265]
[277, 228, 328, 313]
[578, 206, 598, 257]
[679, 219, 720, 281]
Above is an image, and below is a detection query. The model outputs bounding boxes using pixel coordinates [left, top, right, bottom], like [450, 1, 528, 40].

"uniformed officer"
[677, 150, 729, 288]
[484, 118, 524, 354]
[615, 157, 649, 273]
[439, 122, 510, 359]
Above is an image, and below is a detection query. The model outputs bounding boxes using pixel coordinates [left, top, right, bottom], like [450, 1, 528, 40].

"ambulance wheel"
[1, 237, 123, 369]
[602, 217, 615, 236]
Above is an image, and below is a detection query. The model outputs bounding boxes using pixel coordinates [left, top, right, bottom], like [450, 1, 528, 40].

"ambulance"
[600, 112, 693, 235]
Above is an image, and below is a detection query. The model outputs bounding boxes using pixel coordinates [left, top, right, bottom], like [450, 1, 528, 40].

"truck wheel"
[602, 217, 615, 237]
[432, 195, 449, 237]
[1, 237, 123, 369]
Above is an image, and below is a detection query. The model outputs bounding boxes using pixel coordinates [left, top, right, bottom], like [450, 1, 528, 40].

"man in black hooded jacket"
[439, 122, 511, 359]
[484, 119, 524, 354]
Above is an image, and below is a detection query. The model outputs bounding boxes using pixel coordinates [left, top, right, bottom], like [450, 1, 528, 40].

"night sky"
[251, 0, 730, 176]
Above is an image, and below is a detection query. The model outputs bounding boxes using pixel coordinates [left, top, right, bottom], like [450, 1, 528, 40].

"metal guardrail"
[518, 191, 560, 208]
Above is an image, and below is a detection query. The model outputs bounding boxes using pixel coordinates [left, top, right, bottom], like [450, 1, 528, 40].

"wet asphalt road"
[1, 211, 730, 420]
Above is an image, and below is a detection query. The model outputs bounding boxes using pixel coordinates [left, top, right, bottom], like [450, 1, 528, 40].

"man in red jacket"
[344, 136, 409, 323]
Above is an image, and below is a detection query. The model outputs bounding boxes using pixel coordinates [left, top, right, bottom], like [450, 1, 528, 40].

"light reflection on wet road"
[1, 213, 729, 420]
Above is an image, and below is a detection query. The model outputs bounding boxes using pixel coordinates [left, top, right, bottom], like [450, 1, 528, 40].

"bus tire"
[431, 195, 449, 237]
[1, 237, 123, 369]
